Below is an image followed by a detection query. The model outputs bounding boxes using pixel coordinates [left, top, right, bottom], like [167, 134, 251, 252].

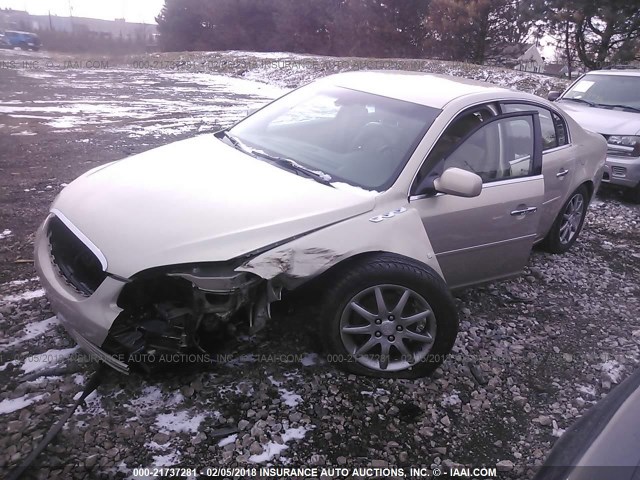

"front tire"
[542, 185, 589, 254]
[319, 254, 459, 379]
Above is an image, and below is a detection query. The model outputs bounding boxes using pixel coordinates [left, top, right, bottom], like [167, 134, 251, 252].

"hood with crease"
[558, 101, 640, 136]
[52, 134, 377, 278]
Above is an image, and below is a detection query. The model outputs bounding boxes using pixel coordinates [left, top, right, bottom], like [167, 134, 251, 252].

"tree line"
[156, 0, 640, 69]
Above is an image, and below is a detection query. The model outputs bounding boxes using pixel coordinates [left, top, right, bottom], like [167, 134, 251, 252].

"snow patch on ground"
[4, 278, 37, 286]
[0, 229, 13, 239]
[6, 70, 285, 138]
[0, 393, 45, 414]
[5, 316, 58, 347]
[75, 390, 106, 414]
[280, 389, 303, 408]
[300, 352, 325, 367]
[248, 426, 309, 463]
[576, 384, 597, 397]
[1, 289, 45, 304]
[21, 346, 79, 374]
[218, 433, 237, 447]
[155, 411, 205, 433]
[600, 360, 625, 383]
[267, 376, 303, 408]
[441, 391, 462, 408]
[128, 386, 164, 408]
[0, 360, 20, 372]
[11, 130, 38, 136]
[152, 451, 181, 467]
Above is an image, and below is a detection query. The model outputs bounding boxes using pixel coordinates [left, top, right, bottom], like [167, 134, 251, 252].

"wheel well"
[582, 180, 595, 200]
[289, 251, 386, 298]
[291, 250, 439, 297]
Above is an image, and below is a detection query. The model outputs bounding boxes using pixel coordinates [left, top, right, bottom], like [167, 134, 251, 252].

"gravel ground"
[0, 50, 639, 479]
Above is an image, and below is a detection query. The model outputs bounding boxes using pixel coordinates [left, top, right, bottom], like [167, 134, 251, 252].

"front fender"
[235, 206, 443, 285]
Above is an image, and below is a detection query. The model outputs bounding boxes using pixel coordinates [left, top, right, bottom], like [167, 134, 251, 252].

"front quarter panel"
[235, 205, 443, 286]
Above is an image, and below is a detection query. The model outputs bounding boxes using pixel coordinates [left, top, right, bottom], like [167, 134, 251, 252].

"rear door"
[501, 102, 576, 238]
[411, 112, 545, 289]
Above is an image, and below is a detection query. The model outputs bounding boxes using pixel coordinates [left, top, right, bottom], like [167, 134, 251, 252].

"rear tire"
[542, 185, 589, 254]
[318, 254, 459, 379]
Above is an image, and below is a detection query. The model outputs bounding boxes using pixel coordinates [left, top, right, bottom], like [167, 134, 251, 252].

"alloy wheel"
[559, 193, 585, 244]
[339, 284, 437, 372]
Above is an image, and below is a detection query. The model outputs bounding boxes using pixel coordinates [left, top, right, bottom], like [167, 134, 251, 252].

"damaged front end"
[102, 264, 279, 371]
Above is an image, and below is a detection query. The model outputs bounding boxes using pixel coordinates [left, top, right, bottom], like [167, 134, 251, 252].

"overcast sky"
[0, 0, 165, 24]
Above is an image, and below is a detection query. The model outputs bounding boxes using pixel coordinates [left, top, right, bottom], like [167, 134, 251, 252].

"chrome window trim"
[50, 208, 108, 271]
[482, 173, 543, 189]
[543, 144, 572, 154]
[500, 100, 573, 146]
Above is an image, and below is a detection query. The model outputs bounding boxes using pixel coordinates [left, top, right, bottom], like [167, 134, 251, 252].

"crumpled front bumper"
[34, 215, 129, 373]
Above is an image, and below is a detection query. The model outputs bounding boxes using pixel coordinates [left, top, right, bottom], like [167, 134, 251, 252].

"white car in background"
[549, 68, 640, 203]
[35, 71, 606, 378]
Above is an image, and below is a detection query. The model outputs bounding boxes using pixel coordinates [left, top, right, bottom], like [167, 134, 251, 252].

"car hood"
[52, 134, 377, 278]
[558, 101, 640, 135]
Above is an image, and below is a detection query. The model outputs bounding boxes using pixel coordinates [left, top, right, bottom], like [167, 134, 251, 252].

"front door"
[411, 112, 545, 289]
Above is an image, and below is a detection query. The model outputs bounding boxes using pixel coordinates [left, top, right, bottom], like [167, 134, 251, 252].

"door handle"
[556, 169, 569, 178]
[511, 206, 538, 216]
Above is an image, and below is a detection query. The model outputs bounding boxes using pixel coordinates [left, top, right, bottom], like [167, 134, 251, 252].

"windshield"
[228, 83, 440, 190]
[562, 74, 640, 110]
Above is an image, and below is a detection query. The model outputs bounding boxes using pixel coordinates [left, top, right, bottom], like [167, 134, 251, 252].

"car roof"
[324, 70, 518, 109]
[584, 69, 640, 77]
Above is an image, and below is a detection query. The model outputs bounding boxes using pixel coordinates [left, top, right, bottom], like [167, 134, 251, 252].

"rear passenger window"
[552, 112, 568, 146]
[502, 103, 566, 151]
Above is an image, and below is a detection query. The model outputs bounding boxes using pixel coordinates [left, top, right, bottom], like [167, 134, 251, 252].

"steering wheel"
[350, 122, 397, 154]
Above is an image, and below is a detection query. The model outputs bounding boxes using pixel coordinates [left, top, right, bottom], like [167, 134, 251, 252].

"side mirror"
[547, 91, 561, 101]
[433, 167, 482, 197]
[246, 107, 258, 116]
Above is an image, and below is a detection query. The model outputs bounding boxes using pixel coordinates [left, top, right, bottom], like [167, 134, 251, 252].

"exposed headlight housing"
[605, 135, 640, 157]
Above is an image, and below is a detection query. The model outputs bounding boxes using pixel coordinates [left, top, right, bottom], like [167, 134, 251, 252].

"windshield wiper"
[563, 97, 597, 107]
[251, 150, 334, 187]
[595, 103, 640, 113]
[221, 130, 250, 153]
[220, 131, 334, 187]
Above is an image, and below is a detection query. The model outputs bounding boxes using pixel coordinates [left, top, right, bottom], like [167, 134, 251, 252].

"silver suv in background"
[549, 68, 640, 203]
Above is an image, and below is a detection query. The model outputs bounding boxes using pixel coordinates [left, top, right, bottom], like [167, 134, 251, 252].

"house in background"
[485, 43, 546, 73]
[515, 44, 545, 73]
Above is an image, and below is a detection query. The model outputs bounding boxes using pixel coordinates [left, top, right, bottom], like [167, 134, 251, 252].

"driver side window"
[444, 116, 535, 182]
[412, 113, 538, 194]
